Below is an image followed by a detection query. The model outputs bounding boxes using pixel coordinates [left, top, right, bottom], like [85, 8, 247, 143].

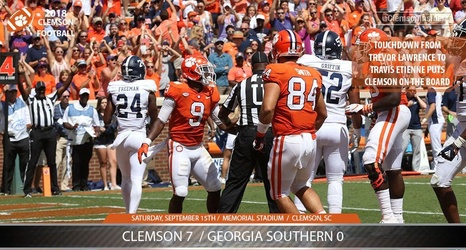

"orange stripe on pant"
[375, 107, 399, 164]
[271, 136, 285, 200]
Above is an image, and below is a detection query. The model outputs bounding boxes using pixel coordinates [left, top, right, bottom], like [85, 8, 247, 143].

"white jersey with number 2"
[297, 54, 352, 124]
[107, 79, 157, 134]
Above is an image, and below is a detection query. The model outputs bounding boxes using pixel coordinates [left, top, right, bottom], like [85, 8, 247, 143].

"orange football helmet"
[355, 28, 388, 62]
[181, 55, 216, 86]
[272, 29, 303, 59]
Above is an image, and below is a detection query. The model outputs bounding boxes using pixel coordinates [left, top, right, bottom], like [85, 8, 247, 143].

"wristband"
[453, 136, 466, 148]
[257, 122, 270, 134]
[143, 138, 152, 145]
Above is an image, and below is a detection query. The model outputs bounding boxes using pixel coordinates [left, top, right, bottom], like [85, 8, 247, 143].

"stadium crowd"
[1, 0, 466, 223]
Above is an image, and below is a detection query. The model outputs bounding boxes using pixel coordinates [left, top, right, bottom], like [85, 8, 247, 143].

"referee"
[218, 52, 279, 213]
[23, 67, 75, 197]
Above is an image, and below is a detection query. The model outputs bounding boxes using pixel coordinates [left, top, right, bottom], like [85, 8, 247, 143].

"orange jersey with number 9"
[262, 62, 322, 137]
[164, 81, 220, 146]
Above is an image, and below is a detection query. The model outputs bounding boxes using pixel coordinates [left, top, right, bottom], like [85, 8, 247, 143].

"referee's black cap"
[251, 51, 268, 64]
[36, 81, 46, 89]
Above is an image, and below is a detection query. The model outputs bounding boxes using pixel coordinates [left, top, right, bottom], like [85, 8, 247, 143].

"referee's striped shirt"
[28, 92, 58, 128]
[222, 72, 264, 127]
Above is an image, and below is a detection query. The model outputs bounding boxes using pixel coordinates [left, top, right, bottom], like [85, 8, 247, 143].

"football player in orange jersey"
[137, 54, 229, 213]
[253, 29, 327, 214]
[347, 28, 411, 223]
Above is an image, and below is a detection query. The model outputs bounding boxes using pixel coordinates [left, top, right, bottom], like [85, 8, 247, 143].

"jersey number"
[189, 102, 205, 127]
[286, 77, 318, 110]
[319, 71, 343, 104]
[116, 93, 142, 118]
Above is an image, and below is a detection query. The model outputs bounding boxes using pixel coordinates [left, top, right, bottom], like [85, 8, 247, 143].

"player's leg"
[220, 134, 236, 183]
[117, 132, 146, 214]
[268, 135, 300, 213]
[431, 125, 466, 223]
[168, 140, 191, 213]
[363, 106, 408, 222]
[294, 131, 324, 214]
[323, 124, 349, 214]
[218, 128, 256, 213]
[193, 146, 222, 213]
[292, 133, 325, 214]
[383, 131, 407, 223]
[259, 129, 280, 213]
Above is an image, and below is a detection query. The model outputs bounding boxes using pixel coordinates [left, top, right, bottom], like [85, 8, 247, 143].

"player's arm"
[252, 81, 279, 151]
[348, 84, 362, 130]
[148, 93, 159, 129]
[218, 84, 239, 127]
[259, 82, 279, 126]
[104, 93, 115, 126]
[138, 98, 174, 163]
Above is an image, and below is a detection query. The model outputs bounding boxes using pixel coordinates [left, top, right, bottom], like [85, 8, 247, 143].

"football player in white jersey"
[104, 55, 158, 214]
[431, 19, 466, 223]
[294, 30, 362, 214]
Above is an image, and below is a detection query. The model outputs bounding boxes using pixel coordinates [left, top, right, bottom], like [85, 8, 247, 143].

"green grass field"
[2, 174, 466, 224]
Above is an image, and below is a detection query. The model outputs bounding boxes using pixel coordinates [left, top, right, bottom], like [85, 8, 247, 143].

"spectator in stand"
[442, 86, 458, 137]
[269, 0, 295, 31]
[228, 52, 252, 91]
[65, 0, 86, 33]
[402, 85, 427, 172]
[63, 88, 100, 192]
[322, 8, 344, 43]
[239, 22, 260, 52]
[154, 1, 179, 46]
[257, 1, 271, 26]
[348, 0, 365, 29]
[76, 31, 90, 53]
[352, 13, 373, 45]
[44, 36, 71, 84]
[94, 96, 120, 191]
[197, 0, 214, 44]
[33, 61, 56, 96]
[430, 0, 454, 37]
[454, 0, 466, 24]
[100, 54, 121, 98]
[218, 3, 239, 40]
[253, 14, 271, 44]
[0, 80, 31, 196]
[223, 28, 240, 64]
[118, 20, 130, 38]
[71, 60, 99, 100]
[104, 24, 120, 50]
[145, 61, 162, 97]
[26, 34, 48, 71]
[246, 5, 259, 29]
[159, 41, 181, 96]
[9, 30, 33, 55]
[208, 39, 233, 95]
[88, 17, 107, 44]
[54, 90, 71, 191]
[205, 0, 221, 35]
[295, 16, 312, 54]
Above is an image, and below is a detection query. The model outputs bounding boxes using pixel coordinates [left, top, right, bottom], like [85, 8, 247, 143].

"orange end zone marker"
[103, 214, 361, 224]
[42, 166, 51, 197]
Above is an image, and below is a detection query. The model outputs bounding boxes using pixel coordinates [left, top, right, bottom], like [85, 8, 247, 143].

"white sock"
[376, 189, 394, 219]
[327, 179, 343, 214]
[391, 198, 404, 223]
